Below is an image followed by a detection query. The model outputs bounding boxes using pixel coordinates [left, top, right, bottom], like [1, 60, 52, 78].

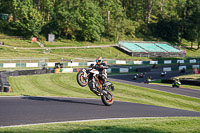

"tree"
[0, 0, 13, 14]
[183, 0, 197, 48]
[155, 18, 180, 43]
[194, 0, 200, 49]
[46, 0, 104, 41]
[183, 0, 200, 49]
[99, 0, 136, 41]
[76, 1, 104, 41]
[10, 0, 42, 38]
[0, 0, 198, 45]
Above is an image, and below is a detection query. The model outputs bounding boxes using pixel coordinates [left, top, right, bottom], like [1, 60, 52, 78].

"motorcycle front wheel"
[101, 90, 114, 106]
[76, 70, 88, 87]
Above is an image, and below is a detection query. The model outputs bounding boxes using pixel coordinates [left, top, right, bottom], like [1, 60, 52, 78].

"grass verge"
[0, 117, 200, 133]
[151, 74, 200, 90]
[175, 74, 200, 81]
[152, 82, 200, 90]
[1, 73, 200, 112]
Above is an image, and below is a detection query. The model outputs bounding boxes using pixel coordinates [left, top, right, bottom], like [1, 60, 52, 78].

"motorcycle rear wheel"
[101, 90, 114, 106]
[77, 70, 88, 87]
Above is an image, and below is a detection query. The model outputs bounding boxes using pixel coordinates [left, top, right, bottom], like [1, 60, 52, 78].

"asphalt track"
[1, 71, 200, 127]
[0, 96, 200, 127]
[108, 72, 200, 99]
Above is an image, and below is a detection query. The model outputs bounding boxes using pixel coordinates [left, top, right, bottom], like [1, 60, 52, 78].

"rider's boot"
[111, 85, 115, 91]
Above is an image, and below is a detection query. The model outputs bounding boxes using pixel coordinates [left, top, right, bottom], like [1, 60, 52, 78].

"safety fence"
[0, 59, 199, 69]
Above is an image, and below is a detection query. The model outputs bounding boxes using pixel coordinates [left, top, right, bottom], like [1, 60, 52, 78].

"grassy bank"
[1, 33, 200, 61]
[43, 39, 114, 47]
[0, 117, 200, 133]
[1, 73, 200, 112]
[0, 38, 39, 48]
[0, 47, 150, 62]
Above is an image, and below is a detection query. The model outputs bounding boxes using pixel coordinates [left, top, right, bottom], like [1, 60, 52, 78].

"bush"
[0, 20, 9, 34]
[37, 35, 46, 42]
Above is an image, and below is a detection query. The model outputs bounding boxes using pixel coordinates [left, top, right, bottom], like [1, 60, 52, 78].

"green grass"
[0, 47, 149, 62]
[152, 82, 200, 90]
[181, 39, 198, 47]
[1, 33, 200, 62]
[182, 47, 200, 57]
[2, 73, 200, 112]
[175, 74, 200, 81]
[43, 39, 115, 47]
[51, 47, 149, 61]
[151, 80, 200, 91]
[0, 38, 39, 47]
[151, 74, 200, 90]
[0, 47, 52, 61]
[1, 34, 200, 62]
[0, 117, 200, 133]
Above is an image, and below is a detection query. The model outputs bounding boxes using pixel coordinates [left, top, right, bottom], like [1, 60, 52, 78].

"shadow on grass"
[0, 126, 178, 133]
[60, 126, 168, 133]
[21, 96, 104, 106]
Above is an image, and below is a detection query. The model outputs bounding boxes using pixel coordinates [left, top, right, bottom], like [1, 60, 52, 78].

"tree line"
[0, 0, 200, 48]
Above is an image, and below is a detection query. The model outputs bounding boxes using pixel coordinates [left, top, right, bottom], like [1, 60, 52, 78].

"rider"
[94, 57, 108, 87]
[145, 76, 151, 84]
[174, 78, 181, 87]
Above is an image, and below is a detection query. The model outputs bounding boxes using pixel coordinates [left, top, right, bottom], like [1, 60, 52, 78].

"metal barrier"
[0, 69, 53, 92]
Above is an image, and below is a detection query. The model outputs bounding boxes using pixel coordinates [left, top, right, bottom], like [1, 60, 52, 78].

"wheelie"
[77, 57, 115, 106]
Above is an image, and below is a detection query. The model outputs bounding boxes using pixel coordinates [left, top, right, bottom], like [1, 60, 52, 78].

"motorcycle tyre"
[76, 70, 88, 87]
[101, 91, 114, 106]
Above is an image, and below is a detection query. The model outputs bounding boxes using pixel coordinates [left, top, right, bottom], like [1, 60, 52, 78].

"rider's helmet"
[96, 57, 103, 64]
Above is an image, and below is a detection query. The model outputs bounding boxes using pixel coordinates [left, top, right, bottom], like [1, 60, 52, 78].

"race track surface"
[0, 96, 200, 127]
[108, 72, 200, 99]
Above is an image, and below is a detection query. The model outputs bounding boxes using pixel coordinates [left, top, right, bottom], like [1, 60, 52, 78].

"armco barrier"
[0, 69, 53, 92]
[0, 72, 11, 92]
[72, 67, 137, 73]
[0, 59, 199, 68]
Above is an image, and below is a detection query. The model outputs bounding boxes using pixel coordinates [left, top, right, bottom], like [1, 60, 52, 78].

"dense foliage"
[0, 0, 200, 47]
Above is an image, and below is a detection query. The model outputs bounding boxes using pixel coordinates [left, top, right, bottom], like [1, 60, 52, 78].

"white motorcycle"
[76, 64, 114, 106]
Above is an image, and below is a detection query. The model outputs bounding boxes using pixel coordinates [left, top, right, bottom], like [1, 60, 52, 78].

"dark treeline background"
[0, 0, 200, 47]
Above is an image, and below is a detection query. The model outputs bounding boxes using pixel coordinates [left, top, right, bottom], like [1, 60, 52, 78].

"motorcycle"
[160, 72, 167, 77]
[172, 81, 181, 88]
[144, 77, 151, 84]
[76, 64, 115, 106]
